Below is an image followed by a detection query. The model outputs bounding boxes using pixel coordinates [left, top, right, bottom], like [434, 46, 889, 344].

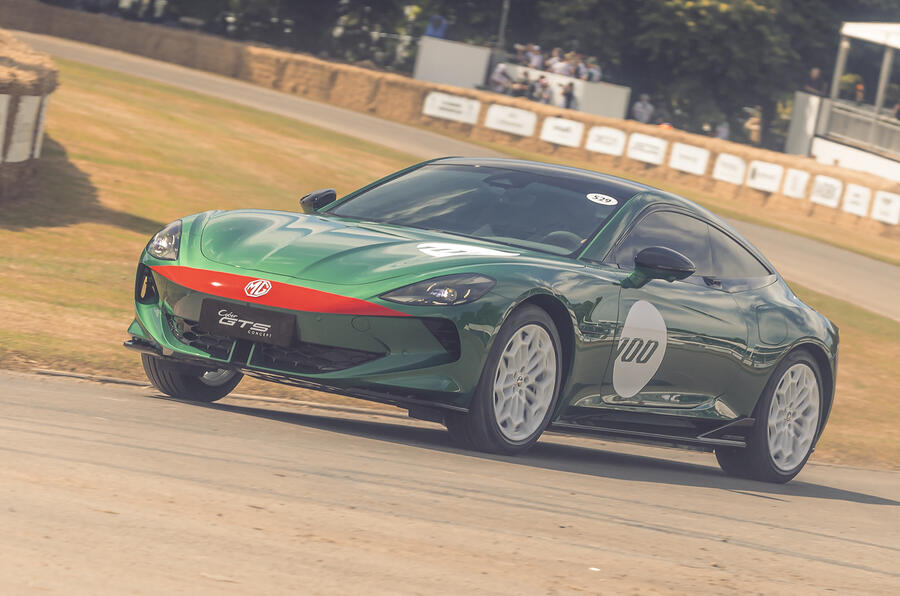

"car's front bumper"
[127, 264, 496, 411]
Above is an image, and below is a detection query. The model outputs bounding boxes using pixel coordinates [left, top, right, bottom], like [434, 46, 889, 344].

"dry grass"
[0, 59, 415, 406]
[1, 60, 896, 468]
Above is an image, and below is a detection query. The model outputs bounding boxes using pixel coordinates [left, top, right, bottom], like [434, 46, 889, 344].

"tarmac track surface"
[1, 371, 898, 594]
[16, 31, 900, 322]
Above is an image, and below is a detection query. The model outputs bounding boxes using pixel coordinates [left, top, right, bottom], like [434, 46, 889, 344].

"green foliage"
[166, 0, 900, 146]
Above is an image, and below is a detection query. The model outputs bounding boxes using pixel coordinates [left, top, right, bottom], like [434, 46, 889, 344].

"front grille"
[251, 342, 384, 374]
[168, 315, 234, 360]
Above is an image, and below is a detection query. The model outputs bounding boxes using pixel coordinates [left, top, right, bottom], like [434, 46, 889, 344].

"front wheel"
[716, 350, 823, 483]
[446, 305, 562, 455]
[141, 354, 242, 403]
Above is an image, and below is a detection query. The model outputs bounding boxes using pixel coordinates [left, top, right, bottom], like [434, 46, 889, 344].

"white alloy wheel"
[767, 363, 820, 472]
[200, 368, 237, 387]
[492, 324, 557, 441]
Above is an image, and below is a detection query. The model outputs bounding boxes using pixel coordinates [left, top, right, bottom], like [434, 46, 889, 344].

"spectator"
[855, 82, 865, 104]
[424, 14, 448, 38]
[715, 120, 730, 140]
[744, 109, 761, 145]
[546, 47, 563, 70]
[802, 67, 827, 96]
[632, 94, 654, 123]
[489, 63, 511, 93]
[509, 72, 531, 97]
[551, 52, 574, 76]
[574, 54, 588, 80]
[513, 44, 528, 66]
[562, 82, 577, 109]
[526, 44, 543, 69]
[584, 57, 602, 82]
[532, 75, 552, 104]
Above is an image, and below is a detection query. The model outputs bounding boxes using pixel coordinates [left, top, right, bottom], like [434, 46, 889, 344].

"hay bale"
[0, 29, 57, 96]
[0, 27, 57, 202]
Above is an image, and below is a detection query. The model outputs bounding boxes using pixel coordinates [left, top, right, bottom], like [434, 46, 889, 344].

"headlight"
[381, 274, 495, 306]
[146, 220, 182, 261]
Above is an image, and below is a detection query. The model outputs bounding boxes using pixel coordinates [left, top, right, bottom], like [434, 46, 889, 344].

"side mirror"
[622, 246, 696, 289]
[299, 188, 337, 214]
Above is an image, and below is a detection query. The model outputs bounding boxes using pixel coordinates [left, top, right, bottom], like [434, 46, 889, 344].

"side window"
[708, 226, 770, 278]
[609, 211, 711, 275]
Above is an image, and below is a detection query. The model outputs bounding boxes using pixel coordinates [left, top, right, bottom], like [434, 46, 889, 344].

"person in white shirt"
[632, 94, 654, 123]
[545, 47, 562, 70]
[489, 63, 511, 93]
[551, 52, 574, 76]
[526, 44, 543, 69]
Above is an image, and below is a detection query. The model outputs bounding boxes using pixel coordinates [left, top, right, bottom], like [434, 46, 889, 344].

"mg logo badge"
[244, 279, 272, 298]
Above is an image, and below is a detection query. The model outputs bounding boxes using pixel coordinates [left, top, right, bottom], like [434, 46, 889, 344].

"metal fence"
[823, 100, 900, 158]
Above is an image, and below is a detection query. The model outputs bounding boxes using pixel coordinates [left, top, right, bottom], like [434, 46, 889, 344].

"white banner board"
[484, 104, 537, 137]
[7, 95, 41, 163]
[668, 142, 710, 176]
[584, 126, 626, 156]
[746, 160, 784, 193]
[782, 168, 810, 199]
[626, 133, 667, 165]
[842, 184, 871, 217]
[0, 94, 10, 163]
[712, 153, 746, 185]
[32, 96, 50, 158]
[871, 191, 900, 225]
[810, 175, 843, 208]
[422, 91, 480, 125]
[539, 117, 584, 147]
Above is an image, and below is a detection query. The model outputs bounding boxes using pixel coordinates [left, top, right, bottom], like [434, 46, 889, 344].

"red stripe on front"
[149, 265, 410, 317]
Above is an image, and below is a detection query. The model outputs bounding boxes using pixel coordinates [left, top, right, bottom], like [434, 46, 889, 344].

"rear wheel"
[446, 305, 562, 455]
[141, 354, 242, 403]
[715, 350, 823, 483]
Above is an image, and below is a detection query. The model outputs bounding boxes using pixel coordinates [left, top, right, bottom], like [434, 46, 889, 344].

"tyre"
[715, 350, 823, 483]
[446, 305, 562, 455]
[141, 354, 242, 403]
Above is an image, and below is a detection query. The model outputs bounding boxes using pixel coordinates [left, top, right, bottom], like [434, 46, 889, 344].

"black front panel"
[198, 299, 295, 348]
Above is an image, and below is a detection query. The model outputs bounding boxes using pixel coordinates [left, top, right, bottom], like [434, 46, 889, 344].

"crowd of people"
[511, 44, 603, 82]
[486, 43, 603, 110]
[488, 63, 578, 108]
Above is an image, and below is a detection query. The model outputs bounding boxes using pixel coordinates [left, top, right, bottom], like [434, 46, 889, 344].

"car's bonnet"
[199, 210, 538, 285]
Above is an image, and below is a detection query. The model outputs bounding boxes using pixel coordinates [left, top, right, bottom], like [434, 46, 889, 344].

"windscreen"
[328, 164, 628, 255]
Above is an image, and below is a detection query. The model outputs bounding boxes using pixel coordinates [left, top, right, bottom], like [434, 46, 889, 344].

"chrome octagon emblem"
[244, 279, 272, 298]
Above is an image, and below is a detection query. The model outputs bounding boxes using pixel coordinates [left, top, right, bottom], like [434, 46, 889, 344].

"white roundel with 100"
[613, 300, 668, 398]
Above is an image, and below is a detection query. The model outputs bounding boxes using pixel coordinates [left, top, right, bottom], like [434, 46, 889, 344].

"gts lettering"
[615, 337, 659, 364]
[217, 309, 271, 333]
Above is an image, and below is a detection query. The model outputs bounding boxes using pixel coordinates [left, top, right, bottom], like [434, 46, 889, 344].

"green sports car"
[126, 157, 838, 483]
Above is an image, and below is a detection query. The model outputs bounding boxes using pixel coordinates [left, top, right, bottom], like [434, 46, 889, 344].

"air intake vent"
[135, 264, 158, 304]
[422, 318, 460, 361]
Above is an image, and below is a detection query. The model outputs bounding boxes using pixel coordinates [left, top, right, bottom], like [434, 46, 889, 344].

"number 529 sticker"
[586, 193, 618, 206]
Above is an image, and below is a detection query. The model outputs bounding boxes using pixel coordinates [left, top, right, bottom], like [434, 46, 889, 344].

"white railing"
[824, 101, 900, 158]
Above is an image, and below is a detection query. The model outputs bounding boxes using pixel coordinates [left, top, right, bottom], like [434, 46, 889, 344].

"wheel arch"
[757, 341, 835, 445]
[790, 341, 836, 443]
[516, 293, 577, 407]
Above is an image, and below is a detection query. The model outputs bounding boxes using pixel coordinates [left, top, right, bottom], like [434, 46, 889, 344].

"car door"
[598, 209, 751, 410]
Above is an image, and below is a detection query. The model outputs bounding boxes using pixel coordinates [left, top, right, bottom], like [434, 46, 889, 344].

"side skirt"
[549, 417, 755, 451]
